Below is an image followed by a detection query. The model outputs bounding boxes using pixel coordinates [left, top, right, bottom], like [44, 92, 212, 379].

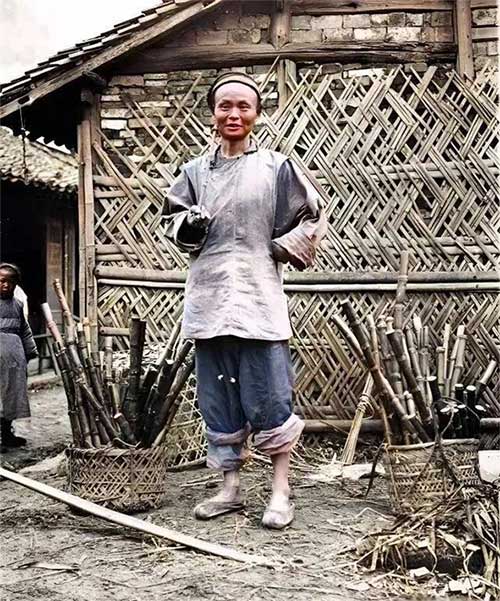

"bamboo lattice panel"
[94, 62, 499, 273]
[92, 61, 499, 420]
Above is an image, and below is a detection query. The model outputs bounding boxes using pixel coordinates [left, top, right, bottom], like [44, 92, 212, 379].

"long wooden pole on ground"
[0, 467, 272, 566]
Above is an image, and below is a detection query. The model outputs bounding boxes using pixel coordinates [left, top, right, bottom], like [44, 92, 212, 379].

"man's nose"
[228, 107, 240, 119]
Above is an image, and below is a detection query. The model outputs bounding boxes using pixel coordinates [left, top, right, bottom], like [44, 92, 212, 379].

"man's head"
[0, 263, 20, 299]
[208, 73, 261, 142]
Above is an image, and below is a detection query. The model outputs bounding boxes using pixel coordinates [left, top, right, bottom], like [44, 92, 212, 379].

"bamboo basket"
[66, 446, 169, 513]
[383, 439, 481, 515]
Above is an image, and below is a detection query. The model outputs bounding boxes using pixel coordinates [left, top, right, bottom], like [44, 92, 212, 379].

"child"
[0, 263, 38, 450]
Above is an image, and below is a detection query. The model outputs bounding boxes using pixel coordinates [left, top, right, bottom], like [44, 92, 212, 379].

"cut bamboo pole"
[0, 467, 271, 566]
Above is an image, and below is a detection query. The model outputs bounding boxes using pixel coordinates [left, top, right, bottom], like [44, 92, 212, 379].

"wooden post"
[455, 0, 475, 79]
[271, 0, 295, 112]
[79, 88, 98, 351]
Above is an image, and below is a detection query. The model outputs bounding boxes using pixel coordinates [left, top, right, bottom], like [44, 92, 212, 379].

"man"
[163, 72, 326, 529]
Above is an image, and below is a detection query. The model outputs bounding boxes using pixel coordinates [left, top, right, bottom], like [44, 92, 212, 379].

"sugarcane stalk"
[332, 314, 364, 367]
[449, 328, 467, 392]
[122, 318, 147, 434]
[53, 341, 82, 446]
[378, 317, 405, 413]
[140, 360, 174, 447]
[142, 340, 194, 447]
[436, 346, 446, 394]
[428, 375, 450, 435]
[64, 339, 117, 444]
[465, 385, 480, 439]
[75, 387, 93, 447]
[42, 303, 91, 446]
[53, 279, 77, 338]
[454, 384, 466, 438]
[152, 354, 196, 447]
[421, 326, 431, 405]
[442, 323, 451, 381]
[476, 359, 497, 403]
[340, 300, 429, 443]
[447, 326, 465, 390]
[386, 323, 433, 430]
[393, 250, 409, 331]
[406, 328, 426, 400]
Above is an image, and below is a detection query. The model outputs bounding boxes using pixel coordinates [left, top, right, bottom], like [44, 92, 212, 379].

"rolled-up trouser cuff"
[206, 424, 251, 470]
[253, 413, 304, 456]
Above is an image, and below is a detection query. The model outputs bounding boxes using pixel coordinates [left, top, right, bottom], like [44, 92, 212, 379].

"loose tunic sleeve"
[162, 165, 208, 253]
[20, 310, 38, 359]
[272, 159, 327, 270]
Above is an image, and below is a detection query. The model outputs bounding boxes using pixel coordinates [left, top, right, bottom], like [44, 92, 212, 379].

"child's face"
[0, 269, 16, 299]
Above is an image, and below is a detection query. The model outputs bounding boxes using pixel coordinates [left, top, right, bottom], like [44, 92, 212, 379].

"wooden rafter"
[291, 0, 497, 13]
[0, 0, 224, 120]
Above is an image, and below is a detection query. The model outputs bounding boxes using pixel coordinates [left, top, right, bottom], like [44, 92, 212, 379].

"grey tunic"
[163, 144, 326, 340]
[0, 298, 38, 420]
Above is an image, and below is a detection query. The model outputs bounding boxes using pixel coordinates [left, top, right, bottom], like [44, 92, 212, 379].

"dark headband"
[207, 73, 261, 111]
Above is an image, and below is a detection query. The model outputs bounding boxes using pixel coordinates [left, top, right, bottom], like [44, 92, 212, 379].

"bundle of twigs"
[42, 280, 193, 449]
[334, 251, 497, 447]
[357, 486, 499, 597]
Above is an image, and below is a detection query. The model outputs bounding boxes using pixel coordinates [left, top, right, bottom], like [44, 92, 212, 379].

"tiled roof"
[0, 127, 78, 193]
[0, 0, 203, 111]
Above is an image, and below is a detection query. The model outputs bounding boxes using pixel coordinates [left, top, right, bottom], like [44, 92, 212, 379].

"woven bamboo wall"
[92, 61, 499, 420]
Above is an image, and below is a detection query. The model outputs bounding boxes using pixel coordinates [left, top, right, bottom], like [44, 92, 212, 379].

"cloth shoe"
[0, 418, 27, 450]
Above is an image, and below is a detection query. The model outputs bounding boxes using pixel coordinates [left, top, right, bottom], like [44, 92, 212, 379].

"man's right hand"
[187, 206, 211, 229]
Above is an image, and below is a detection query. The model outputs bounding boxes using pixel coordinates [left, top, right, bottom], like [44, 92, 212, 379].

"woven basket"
[383, 438, 480, 515]
[66, 446, 169, 513]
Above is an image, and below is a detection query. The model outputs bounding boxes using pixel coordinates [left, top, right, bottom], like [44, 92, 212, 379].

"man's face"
[212, 83, 259, 142]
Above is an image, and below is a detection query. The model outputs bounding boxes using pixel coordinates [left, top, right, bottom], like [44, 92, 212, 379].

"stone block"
[109, 75, 144, 87]
[323, 28, 354, 42]
[255, 14, 271, 29]
[196, 29, 228, 45]
[229, 28, 261, 44]
[387, 27, 421, 42]
[311, 15, 342, 30]
[431, 11, 452, 27]
[343, 14, 370, 28]
[472, 8, 497, 26]
[433, 27, 454, 42]
[406, 14, 424, 27]
[291, 15, 311, 30]
[473, 41, 489, 56]
[143, 80, 168, 87]
[101, 108, 130, 118]
[487, 41, 498, 56]
[475, 55, 491, 69]
[290, 29, 322, 43]
[101, 95, 121, 102]
[239, 15, 256, 30]
[372, 13, 406, 27]
[354, 27, 387, 41]
[144, 74, 169, 80]
[101, 119, 127, 130]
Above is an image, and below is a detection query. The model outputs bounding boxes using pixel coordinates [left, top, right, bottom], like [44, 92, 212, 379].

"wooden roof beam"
[0, 0, 224, 121]
[291, 0, 497, 13]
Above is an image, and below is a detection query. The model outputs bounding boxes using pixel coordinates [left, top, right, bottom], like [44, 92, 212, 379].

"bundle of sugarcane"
[43, 280, 194, 449]
[334, 250, 497, 446]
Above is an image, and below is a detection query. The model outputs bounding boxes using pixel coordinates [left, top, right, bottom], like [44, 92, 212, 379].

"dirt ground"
[0, 382, 460, 601]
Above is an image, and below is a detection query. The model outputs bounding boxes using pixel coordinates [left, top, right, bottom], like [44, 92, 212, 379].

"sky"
[0, 0, 160, 84]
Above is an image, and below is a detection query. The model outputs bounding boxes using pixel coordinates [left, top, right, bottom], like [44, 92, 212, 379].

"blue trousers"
[195, 337, 303, 470]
